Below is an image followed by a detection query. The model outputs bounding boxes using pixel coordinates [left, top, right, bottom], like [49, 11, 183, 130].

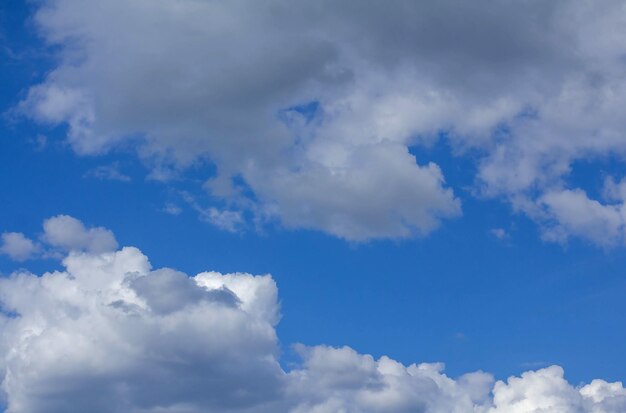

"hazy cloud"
[490, 228, 509, 241]
[85, 162, 131, 182]
[162, 203, 182, 216]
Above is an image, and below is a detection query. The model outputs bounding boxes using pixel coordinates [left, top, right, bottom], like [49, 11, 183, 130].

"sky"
[1, 1, 626, 412]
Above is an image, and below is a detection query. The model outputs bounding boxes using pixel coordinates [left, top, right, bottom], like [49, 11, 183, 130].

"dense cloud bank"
[0, 218, 625, 412]
[18, 0, 626, 243]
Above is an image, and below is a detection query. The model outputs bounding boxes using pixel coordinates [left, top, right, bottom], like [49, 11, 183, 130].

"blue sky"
[1, 1, 626, 412]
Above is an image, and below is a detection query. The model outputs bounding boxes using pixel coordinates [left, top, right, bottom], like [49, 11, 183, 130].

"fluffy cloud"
[16, 2, 626, 242]
[491, 366, 626, 413]
[41, 214, 118, 254]
[0, 233, 38, 262]
[0, 217, 625, 412]
[287, 346, 494, 413]
[0, 247, 283, 413]
[0, 216, 118, 262]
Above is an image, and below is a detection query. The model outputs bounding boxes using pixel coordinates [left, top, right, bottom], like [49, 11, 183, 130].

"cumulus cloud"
[0, 216, 117, 262]
[491, 366, 626, 413]
[287, 345, 494, 413]
[0, 247, 283, 413]
[0, 217, 625, 412]
[41, 214, 118, 254]
[0, 233, 39, 262]
[15, 1, 626, 243]
[19, 0, 478, 241]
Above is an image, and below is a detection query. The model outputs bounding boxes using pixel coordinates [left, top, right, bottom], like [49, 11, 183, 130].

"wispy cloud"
[490, 228, 509, 240]
[85, 162, 131, 182]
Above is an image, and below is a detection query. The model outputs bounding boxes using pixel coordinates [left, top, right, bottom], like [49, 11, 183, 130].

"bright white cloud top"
[0, 216, 624, 412]
[19, 0, 626, 243]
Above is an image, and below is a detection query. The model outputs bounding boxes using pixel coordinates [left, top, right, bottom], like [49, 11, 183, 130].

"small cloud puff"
[490, 228, 509, 240]
[0, 232, 39, 262]
[0, 215, 118, 262]
[41, 214, 118, 254]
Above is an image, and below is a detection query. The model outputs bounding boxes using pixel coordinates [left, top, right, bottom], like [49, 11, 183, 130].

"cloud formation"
[41, 214, 118, 254]
[17, 1, 626, 243]
[0, 233, 38, 262]
[1, 215, 118, 262]
[0, 216, 624, 412]
[0, 247, 282, 413]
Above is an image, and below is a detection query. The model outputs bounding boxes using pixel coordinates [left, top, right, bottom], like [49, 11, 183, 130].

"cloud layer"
[19, 0, 626, 243]
[0, 216, 624, 412]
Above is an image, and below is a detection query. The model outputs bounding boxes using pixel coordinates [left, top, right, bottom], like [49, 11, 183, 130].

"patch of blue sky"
[567, 154, 626, 201]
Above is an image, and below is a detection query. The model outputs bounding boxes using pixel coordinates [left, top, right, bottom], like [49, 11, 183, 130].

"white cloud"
[41, 214, 118, 253]
[16, 1, 626, 243]
[0, 247, 283, 413]
[1, 216, 119, 262]
[287, 345, 494, 413]
[0, 233, 39, 262]
[538, 189, 626, 246]
[491, 366, 626, 413]
[0, 218, 625, 412]
[18, 0, 481, 241]
[250, 142, 460, 240]
[199, 207, 244, 233]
